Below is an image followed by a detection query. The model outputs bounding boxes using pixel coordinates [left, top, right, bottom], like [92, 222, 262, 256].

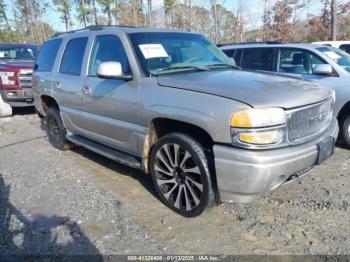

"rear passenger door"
[53, 37, 89, 133]
[80, 34, 140, 154]
[240, 48, 275, 72]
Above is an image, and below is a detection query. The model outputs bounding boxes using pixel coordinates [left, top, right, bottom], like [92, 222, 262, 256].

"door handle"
[55, 81, 61, 89]
[82, 85, 92, 95]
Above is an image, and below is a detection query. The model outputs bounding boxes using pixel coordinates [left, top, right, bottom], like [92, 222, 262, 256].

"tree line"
[0, 0, 349, 45]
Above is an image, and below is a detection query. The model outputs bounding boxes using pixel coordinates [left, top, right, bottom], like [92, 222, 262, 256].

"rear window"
[60, 38, 88, 76]
[35, 39, 62, 72]
[241, 48, 274, 71]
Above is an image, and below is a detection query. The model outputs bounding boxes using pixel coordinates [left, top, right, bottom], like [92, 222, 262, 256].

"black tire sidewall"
[45, 107, 68, 150]
[150, 133, 214, 217]
[341, 115, 350, 148]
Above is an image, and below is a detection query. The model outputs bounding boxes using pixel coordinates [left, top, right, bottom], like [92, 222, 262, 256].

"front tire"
[45, 107, 73, 151]
[150, 133, 215, 217]
[340, 114, 350, 148]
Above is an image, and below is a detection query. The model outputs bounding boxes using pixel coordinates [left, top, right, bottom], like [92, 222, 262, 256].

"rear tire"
[150, 133, 215, 217]
[45, 107, 73, 151]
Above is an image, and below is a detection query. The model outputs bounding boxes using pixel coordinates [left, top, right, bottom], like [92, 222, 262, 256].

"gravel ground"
[0, 108, 349, 256]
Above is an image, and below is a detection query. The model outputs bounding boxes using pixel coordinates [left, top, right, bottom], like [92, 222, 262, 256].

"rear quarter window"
[35, 38, 62, 72]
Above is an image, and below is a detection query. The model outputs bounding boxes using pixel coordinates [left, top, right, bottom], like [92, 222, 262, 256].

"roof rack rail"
[52, 25, 148, 37]
[218, 41, 283, 47]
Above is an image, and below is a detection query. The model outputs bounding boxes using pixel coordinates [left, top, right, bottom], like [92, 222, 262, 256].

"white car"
[312, 41, 350, 54]
[221, 43, 350, 147]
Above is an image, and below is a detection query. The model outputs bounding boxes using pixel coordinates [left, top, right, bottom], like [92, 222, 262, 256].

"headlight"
[231, 108, 286, 128]
[0, 71, 15, 85]
[238, 130, 284, 145]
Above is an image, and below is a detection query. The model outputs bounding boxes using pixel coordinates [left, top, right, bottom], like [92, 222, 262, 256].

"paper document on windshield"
[139, 44, 169, 59]
[324, 51, 341, 60]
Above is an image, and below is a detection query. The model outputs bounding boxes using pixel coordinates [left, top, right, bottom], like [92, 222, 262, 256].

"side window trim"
[59, 37, 88, 76]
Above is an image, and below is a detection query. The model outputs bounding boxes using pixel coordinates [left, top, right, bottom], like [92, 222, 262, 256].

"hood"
[157, 70, 331, 109]
[0, 60, 34, 70]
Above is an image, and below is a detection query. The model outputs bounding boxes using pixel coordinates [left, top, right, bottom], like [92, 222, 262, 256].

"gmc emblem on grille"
[309, 113, 326, 125]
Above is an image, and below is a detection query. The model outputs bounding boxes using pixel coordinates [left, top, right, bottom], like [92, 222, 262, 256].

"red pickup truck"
[0, 43, 39, 108]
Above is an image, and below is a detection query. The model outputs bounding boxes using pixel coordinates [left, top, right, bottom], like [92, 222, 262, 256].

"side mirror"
[97, 62, 132, 81]
[313, 64, 333, 76]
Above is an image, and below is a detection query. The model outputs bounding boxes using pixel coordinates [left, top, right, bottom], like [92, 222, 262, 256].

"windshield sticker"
[324, 51, 341, 60]
[139, 44, 169, 59]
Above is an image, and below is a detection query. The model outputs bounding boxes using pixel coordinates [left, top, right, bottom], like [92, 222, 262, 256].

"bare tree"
[97, 0, 114, 25]
[331, 0, 337, 40]
[263, 0, 293, 41]
[0, 0, 10, 30]
[91, 0, 99, 25]
[53, 0, 73, 31]
[211, 0, 218, 43]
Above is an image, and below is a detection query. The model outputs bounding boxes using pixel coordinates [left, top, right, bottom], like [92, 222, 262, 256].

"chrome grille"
[19, 69, 33, 88]
[287, 99, 332, 144]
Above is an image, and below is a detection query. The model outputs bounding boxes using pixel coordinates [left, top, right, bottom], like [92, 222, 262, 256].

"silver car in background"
[221, 43, 350, 147]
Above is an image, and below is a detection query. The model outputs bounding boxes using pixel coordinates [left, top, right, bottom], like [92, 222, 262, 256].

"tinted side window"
[60, 38, 88, 75]
[278, 48, 327, 75]
[88, 35, 130, 76]
[340, 44, 350, 54]
[35, 38, 62, 72]
[233, 49, 243, 66]
[222, 49, 235, 58]
[241, 48, 274, 71]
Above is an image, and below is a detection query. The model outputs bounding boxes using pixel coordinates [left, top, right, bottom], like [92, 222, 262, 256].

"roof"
[52, 25, 196, 38]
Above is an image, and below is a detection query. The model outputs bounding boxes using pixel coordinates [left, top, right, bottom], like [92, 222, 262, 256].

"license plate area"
[316, 137, 334, 165]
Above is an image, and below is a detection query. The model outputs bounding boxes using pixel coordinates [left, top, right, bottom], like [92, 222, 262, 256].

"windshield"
[128, 32, 233, 76]
[317, 46, 350, 73]
[0, 45, 39, 61]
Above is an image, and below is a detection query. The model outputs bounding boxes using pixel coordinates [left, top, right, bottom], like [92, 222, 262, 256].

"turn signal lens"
[239, 130, 283, 145]
[231, 108, 286, 128]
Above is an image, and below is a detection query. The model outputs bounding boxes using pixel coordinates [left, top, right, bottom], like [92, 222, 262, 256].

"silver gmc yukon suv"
[33, 27, 338, 217]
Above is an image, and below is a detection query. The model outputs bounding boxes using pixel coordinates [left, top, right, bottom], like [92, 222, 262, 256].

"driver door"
[80, 34, 140, 154]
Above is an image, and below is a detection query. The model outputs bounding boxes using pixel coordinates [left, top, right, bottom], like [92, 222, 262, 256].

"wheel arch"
[41, 95, 59, 114]
[142, 117, 215, 174]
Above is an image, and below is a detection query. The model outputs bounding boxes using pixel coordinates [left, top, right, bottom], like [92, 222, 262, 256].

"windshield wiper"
[156, 65, 209, 74]
[205, 63, 241, 70]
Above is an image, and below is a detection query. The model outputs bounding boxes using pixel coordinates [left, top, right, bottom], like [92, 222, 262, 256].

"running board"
[66, 134, 141, 169]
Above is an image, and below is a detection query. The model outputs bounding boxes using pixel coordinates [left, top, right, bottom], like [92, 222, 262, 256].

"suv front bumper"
[0, 89, 34, 107]
[214, 118, 339, 203]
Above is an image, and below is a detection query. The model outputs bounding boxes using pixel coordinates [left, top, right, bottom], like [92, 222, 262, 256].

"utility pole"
[331, 0, 337, 40]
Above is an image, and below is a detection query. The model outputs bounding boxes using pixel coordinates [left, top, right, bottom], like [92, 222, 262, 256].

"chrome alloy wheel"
[154, 143, 204, 211]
